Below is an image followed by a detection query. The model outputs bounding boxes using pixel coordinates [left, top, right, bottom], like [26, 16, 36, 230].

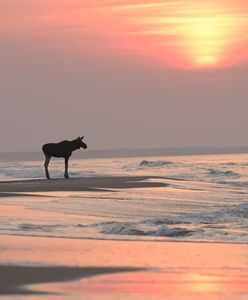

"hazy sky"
[1, 0, 248, 151]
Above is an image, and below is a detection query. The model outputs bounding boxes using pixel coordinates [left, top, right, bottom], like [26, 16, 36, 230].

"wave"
[217, 180, 248, 188]
[18, 223, 60, 232]
[154, 226, 193, 237]
[98, 202, 248, 238]
[175, 202, 248, 224]
[143, 218, 182, 225]
[207, 168, 240, 178]
[99, 221, 193, 238]
[100, 222, 149, 236]
[139, 160, 173, 168]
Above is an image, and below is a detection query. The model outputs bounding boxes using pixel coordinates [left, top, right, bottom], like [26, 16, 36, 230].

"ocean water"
[0, 153, 248, 243]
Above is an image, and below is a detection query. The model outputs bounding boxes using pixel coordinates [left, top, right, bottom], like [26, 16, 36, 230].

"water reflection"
[34, 270, 248, 299]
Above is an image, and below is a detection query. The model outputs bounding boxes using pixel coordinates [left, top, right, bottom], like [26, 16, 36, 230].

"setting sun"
[175, 4, 246, 68]
[95, 1, 248, 69]
[1, 1, 247, 69]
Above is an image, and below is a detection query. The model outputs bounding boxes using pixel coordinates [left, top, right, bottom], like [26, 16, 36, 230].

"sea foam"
[139, 160, 173, 168]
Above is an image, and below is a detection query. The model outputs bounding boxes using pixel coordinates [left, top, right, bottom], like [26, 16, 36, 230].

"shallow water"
[0, 154, 248, 243]
[1, 236, 248, 300]
[1, 153, 248, 187]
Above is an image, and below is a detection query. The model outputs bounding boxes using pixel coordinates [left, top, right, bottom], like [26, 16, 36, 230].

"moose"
[42, 136, 87, 179]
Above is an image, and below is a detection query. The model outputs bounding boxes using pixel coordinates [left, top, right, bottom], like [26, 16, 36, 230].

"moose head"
[76, 136, 87, 149]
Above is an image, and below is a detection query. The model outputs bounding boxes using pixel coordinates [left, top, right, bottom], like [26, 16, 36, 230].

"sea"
[0, 153, 248, 244]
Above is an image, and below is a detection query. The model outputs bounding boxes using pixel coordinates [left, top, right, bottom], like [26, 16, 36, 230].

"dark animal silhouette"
[42, 136, 87, 179]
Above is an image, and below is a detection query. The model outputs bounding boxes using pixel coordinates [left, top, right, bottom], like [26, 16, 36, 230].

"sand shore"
[0, 177, 247, 299]
[0, 176, 168, 194]
[0, 235, 248, 299]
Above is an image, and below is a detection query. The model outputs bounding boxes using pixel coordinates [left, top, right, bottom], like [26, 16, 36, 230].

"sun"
[134, 3, 245, 69]
[181, 9, 237, 69]
[197, 56, 218, 66]
[84, 1, 248, 69]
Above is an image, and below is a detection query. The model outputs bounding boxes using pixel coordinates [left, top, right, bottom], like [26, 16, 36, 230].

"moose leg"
[64, 157, 69, 179]
[44, 156, 51, 179]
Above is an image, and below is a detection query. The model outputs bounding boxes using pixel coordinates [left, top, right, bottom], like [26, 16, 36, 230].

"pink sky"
[0, 1, 248, 151]
[2, 0, 248, 69]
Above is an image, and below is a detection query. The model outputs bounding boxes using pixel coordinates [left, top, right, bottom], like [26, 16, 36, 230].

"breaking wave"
[100, 222, 149, 236]
[93, 202, 248, 240]
[18, 223, 61, 232]
[207, 168, 240, 178]
[153, 202, 248, 225]
[139, 160, 173, 168]
[98, 222, 194, 238]
[216, 180, 248, 188]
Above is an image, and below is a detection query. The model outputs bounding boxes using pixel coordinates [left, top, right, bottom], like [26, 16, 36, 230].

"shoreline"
[0, 232, 247, 246]
[0, 176, 169, 194]
[0, 147, 248, 162]
[1, 234, 248, 298]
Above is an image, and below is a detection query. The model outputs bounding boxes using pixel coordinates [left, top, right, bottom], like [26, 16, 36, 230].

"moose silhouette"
[42, 136, 87, 179]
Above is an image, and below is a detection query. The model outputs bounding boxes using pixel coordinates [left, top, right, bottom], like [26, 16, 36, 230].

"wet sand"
[0, 264, 143, 295]
[0, 176, 168, 194]
[0, 177, 248, 299]
[0, 235, 248, 299]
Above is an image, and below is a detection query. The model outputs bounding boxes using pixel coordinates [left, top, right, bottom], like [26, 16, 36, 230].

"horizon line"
[0, 146, 248, 162]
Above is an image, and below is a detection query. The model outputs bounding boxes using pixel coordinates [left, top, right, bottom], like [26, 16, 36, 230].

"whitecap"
[154, 225, 193, 237]
[100, 222, 148, 236]
[207, 168, 240, 178]
[19, 224, 52, 232]
[139, 160, 173, 168]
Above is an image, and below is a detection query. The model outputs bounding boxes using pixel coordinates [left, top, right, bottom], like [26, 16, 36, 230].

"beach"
[0, 174, 248, 299]
[1, 233, 248, 299]
[0, 176, 168, 193]
[2, 0, 248, 297]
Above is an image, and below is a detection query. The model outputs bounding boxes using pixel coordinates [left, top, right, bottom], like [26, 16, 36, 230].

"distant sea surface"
[0, 153, 248, 243]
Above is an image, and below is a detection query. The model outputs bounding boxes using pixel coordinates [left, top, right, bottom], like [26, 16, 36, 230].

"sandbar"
[0, 176, 168, 195]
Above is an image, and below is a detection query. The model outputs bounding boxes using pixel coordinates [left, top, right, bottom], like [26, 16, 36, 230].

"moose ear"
[81, 136, 84, 140]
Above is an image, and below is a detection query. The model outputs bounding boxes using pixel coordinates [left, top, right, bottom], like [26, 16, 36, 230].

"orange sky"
[1, 0, 248, 69]
[1, 1, 248, 151]
[86, 0, 248, 69]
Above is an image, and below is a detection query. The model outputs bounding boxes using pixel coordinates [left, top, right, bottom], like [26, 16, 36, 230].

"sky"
[0, 0, 248, 151]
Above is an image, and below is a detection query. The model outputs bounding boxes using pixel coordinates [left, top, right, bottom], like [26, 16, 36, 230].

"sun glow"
[97, 1, 248, 69]
[2, 1, 247, 70]
[178, 14, 234, 68]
